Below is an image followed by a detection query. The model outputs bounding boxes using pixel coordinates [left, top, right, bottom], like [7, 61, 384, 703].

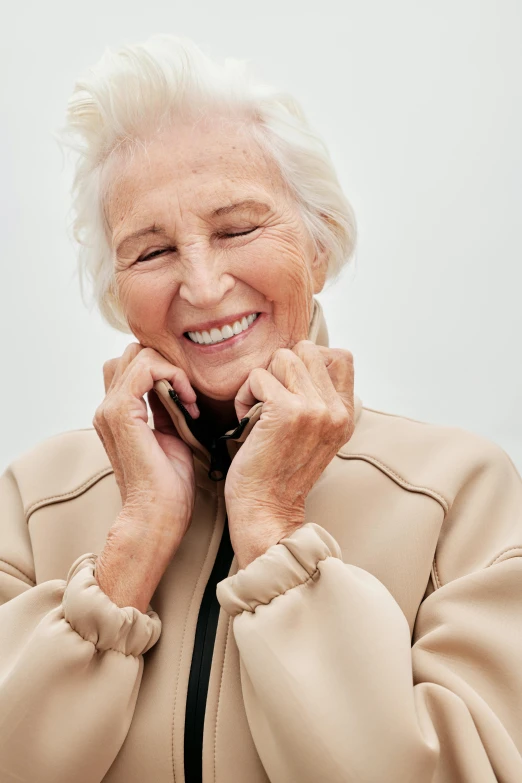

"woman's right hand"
[93, 342, 200, 555]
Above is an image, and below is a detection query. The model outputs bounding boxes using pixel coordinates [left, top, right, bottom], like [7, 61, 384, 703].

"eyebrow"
[211, 199, 272, 217]
[115, 199, 272, 255]
[116, 225, 168, 255]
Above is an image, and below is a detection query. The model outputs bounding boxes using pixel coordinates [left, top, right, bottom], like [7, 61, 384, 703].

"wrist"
[117, 505, 190, 552]
[227, 505, 306, 569]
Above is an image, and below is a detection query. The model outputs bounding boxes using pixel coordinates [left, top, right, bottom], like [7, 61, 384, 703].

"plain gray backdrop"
[1, 0, 521, 472]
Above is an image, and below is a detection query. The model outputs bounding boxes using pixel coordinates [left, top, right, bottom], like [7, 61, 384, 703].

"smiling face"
[104, 114, 327, 403]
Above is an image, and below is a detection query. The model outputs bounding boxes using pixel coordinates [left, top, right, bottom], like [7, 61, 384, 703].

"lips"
[183, 311, 263, 350]
[182, 310, 260, 335]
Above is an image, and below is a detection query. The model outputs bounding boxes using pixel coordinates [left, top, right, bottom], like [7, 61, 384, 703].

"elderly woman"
[0, 35, 521, 783]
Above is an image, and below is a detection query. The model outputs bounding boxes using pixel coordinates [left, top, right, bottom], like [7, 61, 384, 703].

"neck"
[195, 391, 239, 442]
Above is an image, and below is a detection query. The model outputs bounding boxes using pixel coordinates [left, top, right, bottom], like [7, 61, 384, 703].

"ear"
[311, 241, 329, 294]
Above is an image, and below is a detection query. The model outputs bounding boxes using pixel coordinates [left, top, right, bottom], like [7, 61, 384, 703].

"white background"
[1, 0, 521, 472]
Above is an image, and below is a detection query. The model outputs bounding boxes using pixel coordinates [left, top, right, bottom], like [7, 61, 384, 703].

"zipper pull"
[207, 417, 250, 482]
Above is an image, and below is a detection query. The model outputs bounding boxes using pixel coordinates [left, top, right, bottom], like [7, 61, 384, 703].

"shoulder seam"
[336, 452, 449, 592]
[25, 467, 114, 520]
[335, 452, 449, 513]
[361, 405, 438, 426]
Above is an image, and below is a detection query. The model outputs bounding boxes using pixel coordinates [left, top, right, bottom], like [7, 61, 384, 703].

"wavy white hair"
[61, 35, 357, 333]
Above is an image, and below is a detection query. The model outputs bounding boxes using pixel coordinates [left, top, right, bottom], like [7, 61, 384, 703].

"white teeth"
[221, 324, 234, 339]
[187, 313, 258, 345]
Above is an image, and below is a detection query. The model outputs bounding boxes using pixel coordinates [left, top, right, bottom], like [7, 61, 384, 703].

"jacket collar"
[151, 297, 362, 480]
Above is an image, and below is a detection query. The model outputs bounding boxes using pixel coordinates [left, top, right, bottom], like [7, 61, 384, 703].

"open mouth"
[183, 312, 262, 349]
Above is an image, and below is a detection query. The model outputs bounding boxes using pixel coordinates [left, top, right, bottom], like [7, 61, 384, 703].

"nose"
[178, 246, 236, 308]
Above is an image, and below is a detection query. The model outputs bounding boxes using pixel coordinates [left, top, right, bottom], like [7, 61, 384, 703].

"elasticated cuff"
[217, 523, 342, 616]
[62, 553, 162, 656]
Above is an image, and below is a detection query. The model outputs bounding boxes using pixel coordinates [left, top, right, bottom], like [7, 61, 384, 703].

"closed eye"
[220, 227, 259, 238]
[137, 247, 176, 262]
[137, 227, 259, 262]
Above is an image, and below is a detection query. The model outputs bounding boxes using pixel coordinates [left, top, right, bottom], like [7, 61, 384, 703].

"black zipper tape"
[183, 515, 234, 783]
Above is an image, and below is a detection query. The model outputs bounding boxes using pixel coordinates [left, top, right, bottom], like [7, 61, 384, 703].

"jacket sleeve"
[0, 465, 162, 783]
[217, 439, 522, 783]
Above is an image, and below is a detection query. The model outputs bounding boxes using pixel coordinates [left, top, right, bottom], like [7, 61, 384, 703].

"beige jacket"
[0, 297, 521, 783]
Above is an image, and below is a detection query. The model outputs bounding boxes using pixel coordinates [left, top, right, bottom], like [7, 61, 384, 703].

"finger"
[267, 348, 325, 403]
[290, 341, 341, 406]
[103, 359, 118, 395]
[147, 388, 183, 433]
[234, 366, 291, 421]
[312, 345, 354, 415]
[121, 350, 199, 417]
[103, 343, 143, 394]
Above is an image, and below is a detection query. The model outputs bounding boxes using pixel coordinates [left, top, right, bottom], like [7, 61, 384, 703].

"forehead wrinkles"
[102, 120, 290, 234]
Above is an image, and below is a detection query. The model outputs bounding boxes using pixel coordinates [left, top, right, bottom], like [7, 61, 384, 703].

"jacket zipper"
[183, 504, 233, 783]
[168, 390, 248, 783]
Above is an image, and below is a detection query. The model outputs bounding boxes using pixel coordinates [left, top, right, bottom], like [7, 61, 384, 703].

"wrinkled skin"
[101, 114, 355, 568]
[106, 115, 327, 428]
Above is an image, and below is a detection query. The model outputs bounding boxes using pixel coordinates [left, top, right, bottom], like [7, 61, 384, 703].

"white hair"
[61, 34, 357, 332]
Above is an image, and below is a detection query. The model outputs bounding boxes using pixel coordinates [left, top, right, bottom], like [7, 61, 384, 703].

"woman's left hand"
[225, 340, 355, 568]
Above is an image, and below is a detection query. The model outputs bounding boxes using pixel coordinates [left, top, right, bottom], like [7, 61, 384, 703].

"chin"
[209, 388, 243, 403]
[194, 380, 242, 402]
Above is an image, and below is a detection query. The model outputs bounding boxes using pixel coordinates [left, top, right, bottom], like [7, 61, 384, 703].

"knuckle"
[131, 350, 149, 368]
[250, 367, 265, 382]
[297, 340, 317, 355]
[93, 403, 106, 424]
[123, 342, 143, 357]
[274, 347, 293, 362]
[102, 358, 117, 382]
[330, 349, 353, 370]
[331, 408, 350, 431]
[315, 406, 331, 427]
[135, 346, 156, 362]
[301, 401, 325, 424]
[102, 399, 120, 422]
[292, 339, 308, 353]
[102, 358, 117, 373]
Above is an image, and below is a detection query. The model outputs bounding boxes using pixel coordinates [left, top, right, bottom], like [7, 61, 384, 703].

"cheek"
[241, 229, 314, 300]
[117, 271, 175, 328]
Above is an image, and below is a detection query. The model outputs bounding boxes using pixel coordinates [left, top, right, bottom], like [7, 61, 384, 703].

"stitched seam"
[361, 406, 439, 426]
[25, 467, 114, 519]
[213, 616, 232, 782]
[0, 558, 35, 586]
[335, 452, 449, 592]
[487, 547, 522, 567]
[171, 495, 221, 783]
[335, 452, 449, 513]
[431, 547, 522, 589]
[432, 558, 442, 590]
